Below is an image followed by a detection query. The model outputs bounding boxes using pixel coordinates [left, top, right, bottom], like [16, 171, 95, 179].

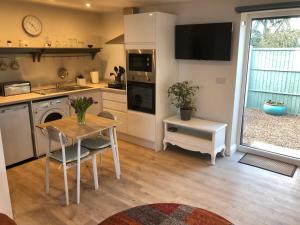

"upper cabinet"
[124, 13, 156, 44]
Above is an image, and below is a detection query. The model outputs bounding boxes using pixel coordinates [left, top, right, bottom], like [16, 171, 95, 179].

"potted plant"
[263, 100, 287, 116]
[76, 74, 86, 86]
[168, 81, 199, 121]
[70, 97, 98, 125]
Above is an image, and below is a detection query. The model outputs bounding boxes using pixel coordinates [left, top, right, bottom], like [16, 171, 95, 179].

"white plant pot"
[77, 78, 86, 86]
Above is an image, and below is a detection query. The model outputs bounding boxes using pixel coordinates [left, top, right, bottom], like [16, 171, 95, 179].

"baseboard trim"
[226, 144, 237, 156]
[117, 132, 156, 150]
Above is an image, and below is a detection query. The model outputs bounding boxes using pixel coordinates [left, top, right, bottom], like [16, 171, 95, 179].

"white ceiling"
[14, 0, 190, 13]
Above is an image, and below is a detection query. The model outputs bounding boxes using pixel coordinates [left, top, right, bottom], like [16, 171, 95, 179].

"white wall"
[142, 0, 294, 153]
[0, 1, 104, 87]
[0, 131, 13, 218]
[97, 12, 126, 80]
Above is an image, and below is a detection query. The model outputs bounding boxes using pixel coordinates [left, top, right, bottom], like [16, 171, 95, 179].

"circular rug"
[99, 203, 233, 225]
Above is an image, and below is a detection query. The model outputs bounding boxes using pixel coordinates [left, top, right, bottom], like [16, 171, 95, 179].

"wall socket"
[216, 77, 226, 84]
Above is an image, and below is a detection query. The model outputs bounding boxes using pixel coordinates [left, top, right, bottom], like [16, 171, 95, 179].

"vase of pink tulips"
[70, 97, 97, 125]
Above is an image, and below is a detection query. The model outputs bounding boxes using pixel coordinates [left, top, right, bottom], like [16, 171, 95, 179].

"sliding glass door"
[238, 9, 300, 165]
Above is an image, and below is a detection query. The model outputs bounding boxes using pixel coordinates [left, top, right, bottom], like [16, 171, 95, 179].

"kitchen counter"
[0, 82, 126, 107]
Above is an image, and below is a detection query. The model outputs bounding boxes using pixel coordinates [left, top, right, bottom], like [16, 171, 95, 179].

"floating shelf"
[0, 47, 101, 62]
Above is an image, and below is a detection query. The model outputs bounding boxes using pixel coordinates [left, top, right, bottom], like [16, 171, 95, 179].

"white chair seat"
[81, 136, 111, 150]
[49, 145, 90, 163]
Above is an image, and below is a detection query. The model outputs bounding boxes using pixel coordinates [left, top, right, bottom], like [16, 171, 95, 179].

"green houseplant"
[70, 97, 97, 125]
[168, 81, 199, 121]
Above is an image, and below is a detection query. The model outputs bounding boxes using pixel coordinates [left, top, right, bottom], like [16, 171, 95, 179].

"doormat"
[239, 153, 297, 177]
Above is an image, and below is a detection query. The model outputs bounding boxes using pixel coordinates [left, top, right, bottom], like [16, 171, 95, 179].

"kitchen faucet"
[56, 67, 69, 88]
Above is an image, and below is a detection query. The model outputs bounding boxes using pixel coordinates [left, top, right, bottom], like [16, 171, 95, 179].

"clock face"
[22, 15, 42, 37]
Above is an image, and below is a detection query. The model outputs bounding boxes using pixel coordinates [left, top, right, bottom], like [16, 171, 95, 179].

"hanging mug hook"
[0, 59, 8, 71]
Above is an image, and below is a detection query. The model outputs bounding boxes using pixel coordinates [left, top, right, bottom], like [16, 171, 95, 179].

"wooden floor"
[7, 140, 300, 225]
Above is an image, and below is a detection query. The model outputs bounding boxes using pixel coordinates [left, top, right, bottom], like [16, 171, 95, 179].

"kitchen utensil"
[10, 59, 20, 70]
[0, 61, 8, 71]
[110, 66, 125, 83]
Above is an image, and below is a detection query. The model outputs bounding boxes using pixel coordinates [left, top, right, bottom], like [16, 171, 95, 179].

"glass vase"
[76, 110, 86, 125]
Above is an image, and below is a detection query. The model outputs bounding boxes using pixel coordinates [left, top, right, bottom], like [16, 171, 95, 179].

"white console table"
[163, 116, 227, 165]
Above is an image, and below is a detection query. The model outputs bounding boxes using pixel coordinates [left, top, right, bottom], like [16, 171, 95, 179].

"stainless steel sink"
[34, 85, 92, 95]
[59, 85, 92, 91]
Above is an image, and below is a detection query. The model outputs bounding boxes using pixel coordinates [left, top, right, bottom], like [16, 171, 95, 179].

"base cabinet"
[127, 110, 156, 142]
[102, 92, 128, 134]
[103, 108, 127, 133]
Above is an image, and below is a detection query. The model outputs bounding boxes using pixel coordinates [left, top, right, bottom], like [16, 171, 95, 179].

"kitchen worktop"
[0, 82, 126, 107]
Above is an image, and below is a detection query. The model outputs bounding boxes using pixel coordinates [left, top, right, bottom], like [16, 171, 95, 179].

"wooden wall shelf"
[0, 47, 101, 62]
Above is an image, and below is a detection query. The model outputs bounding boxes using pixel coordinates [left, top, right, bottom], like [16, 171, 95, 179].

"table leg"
[77, 139, 81, 204]
[113, 127, 120, 164]
[92, 154, 99, 190]
[45, 155, 50, 194]
[109, 127, 121, 179]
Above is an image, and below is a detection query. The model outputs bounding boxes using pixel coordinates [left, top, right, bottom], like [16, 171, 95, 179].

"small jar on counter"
[7, 40, 12, 47]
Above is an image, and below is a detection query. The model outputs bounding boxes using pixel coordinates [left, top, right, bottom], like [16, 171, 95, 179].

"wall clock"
[22, 15, 42, 37]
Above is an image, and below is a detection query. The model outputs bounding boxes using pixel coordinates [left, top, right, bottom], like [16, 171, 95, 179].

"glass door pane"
[241, 16, 300, 159]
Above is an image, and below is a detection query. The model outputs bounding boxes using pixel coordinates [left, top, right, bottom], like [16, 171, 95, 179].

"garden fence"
[246, 47, 300, 115]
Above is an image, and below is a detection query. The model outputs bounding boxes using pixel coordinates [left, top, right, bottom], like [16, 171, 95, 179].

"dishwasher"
[0, 103, 34, 166]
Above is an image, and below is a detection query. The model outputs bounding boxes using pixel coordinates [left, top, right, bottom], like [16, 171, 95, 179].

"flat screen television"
[175, 22, 232, 61]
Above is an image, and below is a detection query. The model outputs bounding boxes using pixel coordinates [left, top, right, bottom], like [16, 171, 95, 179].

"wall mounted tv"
[175, 22, 233, 61]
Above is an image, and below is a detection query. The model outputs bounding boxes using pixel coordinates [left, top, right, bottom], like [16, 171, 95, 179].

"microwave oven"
[126, 49, 156, 83]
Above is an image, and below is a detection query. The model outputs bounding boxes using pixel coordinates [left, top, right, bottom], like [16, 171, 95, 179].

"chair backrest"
[98, 111, 116, 120]
[97, 111, 116, 136]
[46, 126, 68, 145]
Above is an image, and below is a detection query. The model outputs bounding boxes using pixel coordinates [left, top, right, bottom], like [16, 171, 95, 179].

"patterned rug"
[99, 203, 233, 225]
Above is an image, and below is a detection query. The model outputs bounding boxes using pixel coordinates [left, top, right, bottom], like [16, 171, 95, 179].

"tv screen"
[175, 22, 232, 61]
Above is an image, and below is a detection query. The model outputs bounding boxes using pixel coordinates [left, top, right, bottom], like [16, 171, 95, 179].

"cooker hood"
[105, 34, 124, 45]
[106, 7, 139, 45]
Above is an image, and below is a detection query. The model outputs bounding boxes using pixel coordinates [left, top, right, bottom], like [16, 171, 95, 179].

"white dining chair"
[45, 126, 99, 206]
[81, 111, 120, 179]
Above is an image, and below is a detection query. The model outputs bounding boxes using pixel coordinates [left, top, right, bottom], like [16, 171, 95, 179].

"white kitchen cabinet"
[102, 92, 127, 102]
[103, 100, 127, 112]
[124, 12, 156, 44]
[69, 90, 102, 115]
[103, 108, 127, 133]
[124, 12, 178, 151]
[102, 92, 128, 134]
[127, 110, 156, 142]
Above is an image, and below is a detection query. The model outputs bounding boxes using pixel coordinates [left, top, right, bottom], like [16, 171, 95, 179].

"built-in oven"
[126, 49, 156, 83]
[127, 81, 155, 114]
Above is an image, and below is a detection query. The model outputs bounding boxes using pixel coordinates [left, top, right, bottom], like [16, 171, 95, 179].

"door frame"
[236, 8, 300, 166]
